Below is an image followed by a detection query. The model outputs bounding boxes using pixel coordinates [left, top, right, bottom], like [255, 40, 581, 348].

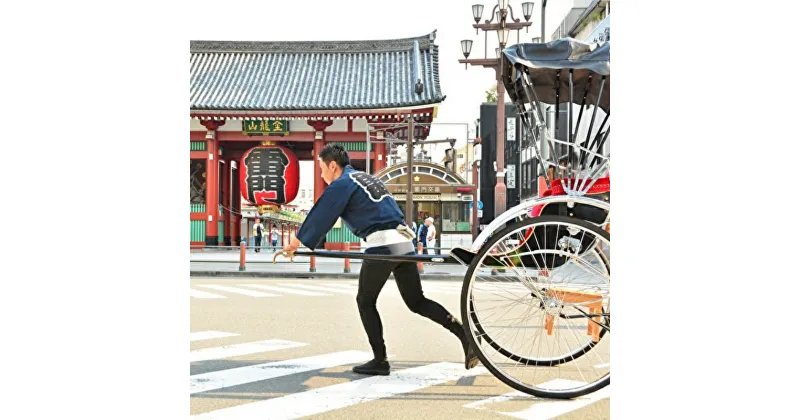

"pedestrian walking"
[252, 219, 264, 253]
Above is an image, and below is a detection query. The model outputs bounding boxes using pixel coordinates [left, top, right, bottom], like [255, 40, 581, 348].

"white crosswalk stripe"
[421, 283, 463, 293]
[238, 284, 330, 296]
[464, 379, 611, 420]
[278, 283, 358, 295]
[190, 339, 307, 363]
[319, 282, 359, 290]
[190, 350, 373, 394]
[190, 289, 226, 299]
[190, 331, 240, 342]
[190, 282, 473, 299]
[196, 285, 279, 297]
[327, 281, 465, 294]
[192, 362, 488, 419]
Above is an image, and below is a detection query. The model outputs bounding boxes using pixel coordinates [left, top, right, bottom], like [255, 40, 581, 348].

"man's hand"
[283, 237, 301, 253]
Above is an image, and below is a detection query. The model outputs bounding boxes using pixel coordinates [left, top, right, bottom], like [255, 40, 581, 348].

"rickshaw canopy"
[502, 38, 610, 113]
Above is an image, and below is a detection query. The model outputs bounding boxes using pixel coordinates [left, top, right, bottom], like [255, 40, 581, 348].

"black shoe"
[353, 358, 390, 376]
[463, 336, 480, 370]
[445, 315, 480, 370]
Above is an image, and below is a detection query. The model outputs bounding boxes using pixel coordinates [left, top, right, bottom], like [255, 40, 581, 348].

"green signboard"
[242, 119, 290, 136]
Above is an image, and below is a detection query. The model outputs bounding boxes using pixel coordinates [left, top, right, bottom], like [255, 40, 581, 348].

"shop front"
[374, 162, 474, 251]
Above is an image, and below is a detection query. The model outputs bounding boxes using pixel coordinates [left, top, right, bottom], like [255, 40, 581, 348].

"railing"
[190, 244, 455, 273]
[258, 211, 304, 224]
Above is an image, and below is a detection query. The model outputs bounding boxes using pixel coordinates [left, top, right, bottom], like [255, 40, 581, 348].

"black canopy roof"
[502, 38, 610, 113]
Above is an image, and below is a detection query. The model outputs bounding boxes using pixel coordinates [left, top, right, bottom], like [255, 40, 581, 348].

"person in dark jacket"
[417, 222, 428, 254]
[282, 144, 478, 376]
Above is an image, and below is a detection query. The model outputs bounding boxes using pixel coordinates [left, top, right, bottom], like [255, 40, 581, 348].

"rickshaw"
[275, 37, 610, 400]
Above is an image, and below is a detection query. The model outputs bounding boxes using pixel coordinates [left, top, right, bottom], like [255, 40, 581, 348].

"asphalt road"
[190, 277, 610, 419]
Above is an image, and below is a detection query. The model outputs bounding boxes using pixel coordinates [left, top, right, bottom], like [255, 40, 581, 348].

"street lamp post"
[472, 138, 482, 239]
[459, 1, 535, 218]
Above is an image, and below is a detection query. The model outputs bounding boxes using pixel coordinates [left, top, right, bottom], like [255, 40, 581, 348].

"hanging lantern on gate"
[240, 142, 299, 213]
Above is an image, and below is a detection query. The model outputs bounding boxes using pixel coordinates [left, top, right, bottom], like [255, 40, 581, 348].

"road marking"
[190, 339, 308, 363]
[197, 285, 278, 297]
[463, 391, 525, 409]
[239, 284, 330, 296]
[319, 282, 359, 290]
[190, 289, 226, 299]
[278, 283, 358, 295]
[192, 362, 488, 419]
[189, 331, 240, 342]
[420, 284, 462, 293]
[190, 350, 373, 394]
[464, 379, 610, 420]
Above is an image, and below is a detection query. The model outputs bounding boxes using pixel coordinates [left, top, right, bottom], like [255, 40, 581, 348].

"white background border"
[1, 1, 797, 419]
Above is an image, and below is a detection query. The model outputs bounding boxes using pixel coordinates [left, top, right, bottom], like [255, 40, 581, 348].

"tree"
[485, 85, 498, 103]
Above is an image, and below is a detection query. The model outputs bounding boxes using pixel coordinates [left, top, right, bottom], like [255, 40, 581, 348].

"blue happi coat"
[296, 165, 408, 249]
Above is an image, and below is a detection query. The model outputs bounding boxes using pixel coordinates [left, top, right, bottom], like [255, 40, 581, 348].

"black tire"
[460, 215, 611, 399]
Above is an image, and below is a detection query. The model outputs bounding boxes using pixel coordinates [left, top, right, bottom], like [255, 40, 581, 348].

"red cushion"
[529, 176, 610, 217]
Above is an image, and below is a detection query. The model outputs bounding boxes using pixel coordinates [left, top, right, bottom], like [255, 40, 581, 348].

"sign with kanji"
[242, 119, 290, 136]
[240, 145, 299, 207]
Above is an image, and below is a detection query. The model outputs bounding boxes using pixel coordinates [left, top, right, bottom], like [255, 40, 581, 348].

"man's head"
[425, 217, 434, 226]
[318, 144, 350, 184]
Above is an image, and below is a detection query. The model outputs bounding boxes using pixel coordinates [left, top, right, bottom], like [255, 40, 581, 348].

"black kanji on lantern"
[244, 147, 290, 204]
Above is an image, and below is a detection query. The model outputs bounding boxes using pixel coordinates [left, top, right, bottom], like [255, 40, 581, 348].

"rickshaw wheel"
[460, 215, 610, 399]
[466, 247, 609, 367]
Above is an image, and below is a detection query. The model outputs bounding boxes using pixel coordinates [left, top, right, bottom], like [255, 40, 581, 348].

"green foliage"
[485, 85, 498, 103]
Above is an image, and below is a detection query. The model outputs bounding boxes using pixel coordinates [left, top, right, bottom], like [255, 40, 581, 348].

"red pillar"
[231, 152, 242, 245]
[313, 136, 325, 202]
[309, 119, 333, 251]
[200, 119, 225, 246]
[221, 154, 231, 246]
[308, 120, 333, 202]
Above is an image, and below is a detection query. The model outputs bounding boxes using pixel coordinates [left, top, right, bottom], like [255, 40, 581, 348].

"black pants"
[357, 249, 459, 360]
[254, 236, 262, 252]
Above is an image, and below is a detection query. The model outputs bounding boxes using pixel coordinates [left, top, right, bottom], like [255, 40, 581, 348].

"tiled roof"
[190, 31, 445, 112]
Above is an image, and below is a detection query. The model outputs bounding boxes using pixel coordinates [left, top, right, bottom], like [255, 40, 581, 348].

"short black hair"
[319, 143, 350, 168]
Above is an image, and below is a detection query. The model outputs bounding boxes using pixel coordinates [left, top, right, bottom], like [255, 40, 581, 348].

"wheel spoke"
[462, 216, 610, 398]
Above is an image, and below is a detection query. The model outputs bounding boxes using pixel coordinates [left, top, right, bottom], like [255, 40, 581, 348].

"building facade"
[189, 32, 445, 248]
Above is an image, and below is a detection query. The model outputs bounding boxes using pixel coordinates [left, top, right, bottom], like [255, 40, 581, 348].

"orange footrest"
[543, 289, 603, 343]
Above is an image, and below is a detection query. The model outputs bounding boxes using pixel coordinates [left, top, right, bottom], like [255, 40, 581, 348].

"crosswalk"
[465, 379, 612, 419]
[190, 280, 604, 301]
[189, 330, 610, 419]
[190, 281, 471, 300]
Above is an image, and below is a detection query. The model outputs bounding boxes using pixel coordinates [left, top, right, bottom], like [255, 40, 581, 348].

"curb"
[190, 270, 464, 281]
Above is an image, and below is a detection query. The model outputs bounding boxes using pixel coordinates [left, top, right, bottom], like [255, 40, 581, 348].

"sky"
[189, 0, 579, 191]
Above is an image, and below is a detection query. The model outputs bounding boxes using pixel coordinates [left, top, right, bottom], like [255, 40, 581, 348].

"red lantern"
[240, 143, 299, 207]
